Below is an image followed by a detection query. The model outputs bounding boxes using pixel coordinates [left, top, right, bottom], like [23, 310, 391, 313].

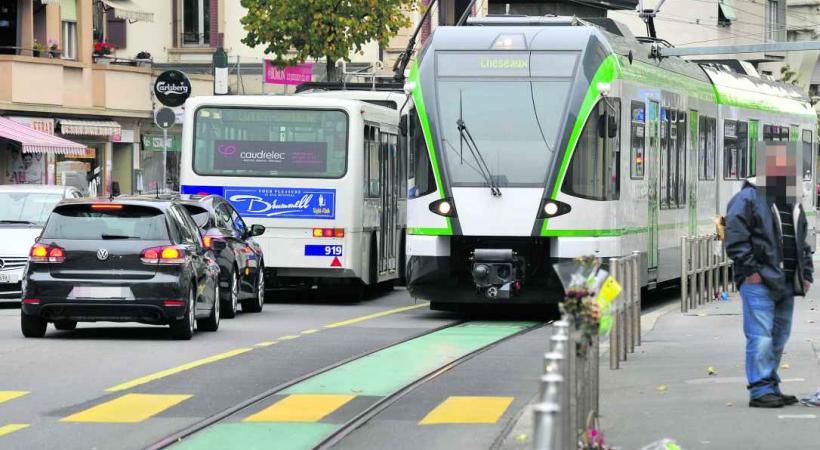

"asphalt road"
[0, 288, 550, 450]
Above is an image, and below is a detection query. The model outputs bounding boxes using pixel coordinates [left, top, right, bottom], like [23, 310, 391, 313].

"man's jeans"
[740, 283, 795, 399]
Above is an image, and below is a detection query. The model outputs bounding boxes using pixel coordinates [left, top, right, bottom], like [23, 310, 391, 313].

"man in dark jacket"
[725, 143, 813, 408]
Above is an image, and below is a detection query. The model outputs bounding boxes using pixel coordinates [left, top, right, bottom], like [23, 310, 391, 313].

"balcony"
[0, 55, 153, 118]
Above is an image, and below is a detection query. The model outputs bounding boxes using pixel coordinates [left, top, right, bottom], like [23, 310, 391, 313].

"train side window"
[370, 127, 382, 197]
[562, 98, 620, 201]
[408, 108, 437, 198]
[723, 120, 748, 180]
[630, 102, 645, 179]
[676, 111, 687, 206]
[698, 116, 715, 180]
[803, 130, 813, 181]
[660, 108, 669, 209]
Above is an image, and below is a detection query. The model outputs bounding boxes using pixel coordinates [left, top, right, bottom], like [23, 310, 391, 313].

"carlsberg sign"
[154, 70, 192, 107]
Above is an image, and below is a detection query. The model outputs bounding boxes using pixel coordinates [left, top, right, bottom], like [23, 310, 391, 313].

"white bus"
[180, 96, 406, 298]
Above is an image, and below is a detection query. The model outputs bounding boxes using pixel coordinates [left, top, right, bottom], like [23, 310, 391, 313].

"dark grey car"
[21, 198, 223, 340]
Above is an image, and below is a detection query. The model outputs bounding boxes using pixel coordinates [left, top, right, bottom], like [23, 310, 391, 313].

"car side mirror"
[250, 224, 265, 237]
[211, 239, 227, 251]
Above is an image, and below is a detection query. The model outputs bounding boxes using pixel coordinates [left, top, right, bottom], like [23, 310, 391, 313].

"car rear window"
[42, 204, 169, 240]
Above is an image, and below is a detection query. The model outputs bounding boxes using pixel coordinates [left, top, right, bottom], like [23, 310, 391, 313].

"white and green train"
[403, 16, 817, 310]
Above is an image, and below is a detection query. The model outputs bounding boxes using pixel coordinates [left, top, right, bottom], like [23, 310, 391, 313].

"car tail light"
[23, 298, 40, 305]
[29, 244, 65, 263]
[91, 204, 123, 210]
[141, 246, 186, 265]
[202, 235, 222, 249]
[164, 300, 185, 307]
[312, 228, 345, 238]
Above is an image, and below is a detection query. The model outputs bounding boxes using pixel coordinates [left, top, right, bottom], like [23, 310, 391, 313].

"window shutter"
[106, 9, 127, 49]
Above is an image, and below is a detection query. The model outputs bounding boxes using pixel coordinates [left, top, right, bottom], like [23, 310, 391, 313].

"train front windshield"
[192, 107, 349, 179]
[434, 51, 577, 188]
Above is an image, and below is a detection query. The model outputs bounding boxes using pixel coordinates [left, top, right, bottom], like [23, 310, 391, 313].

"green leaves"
[241, 0, 416, 77]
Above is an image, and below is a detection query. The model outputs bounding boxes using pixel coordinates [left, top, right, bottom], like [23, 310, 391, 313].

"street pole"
[213, 46, 228, 95]
[162, 128, 168, 193]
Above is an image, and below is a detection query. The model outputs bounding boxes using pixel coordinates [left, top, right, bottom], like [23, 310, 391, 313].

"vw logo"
[0, 259, 5, 269]
[96, 249, 109, 261]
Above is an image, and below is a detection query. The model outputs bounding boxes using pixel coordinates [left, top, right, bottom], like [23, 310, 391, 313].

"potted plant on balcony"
[47, 39, 59, 58]
[32, 39, 45, 57]
[93, 41, 116, 60]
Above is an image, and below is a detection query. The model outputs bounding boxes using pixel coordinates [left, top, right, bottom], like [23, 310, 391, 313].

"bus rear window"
[192, 108, 349, 178]
[42, 205, 169, 240]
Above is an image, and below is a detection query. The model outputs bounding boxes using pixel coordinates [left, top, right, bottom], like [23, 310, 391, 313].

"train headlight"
[429, 198, 457, 217]
[538, 199, 571, 219]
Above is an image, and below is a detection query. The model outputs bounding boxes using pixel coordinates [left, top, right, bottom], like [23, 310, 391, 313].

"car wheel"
[21, 312, 47, 338]
[198, 284, 220, 332]
[54, 320, 78, 331]
[170, 287, 196, 340]
[242, 262, 265, 313]
[221, 270, 239, 319]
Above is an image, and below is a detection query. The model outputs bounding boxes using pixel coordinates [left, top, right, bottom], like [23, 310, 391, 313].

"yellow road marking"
[324, 303, 428, 329]
[61, 394, 191, 423]
[105, 348, 253, 392]
[104, 303, 427, 393]
[301, 329, 319, 335]
[0, 391, 29, 405]
[278, 335, 300, 341]
[419, 396, 514, 424]
[244, 394, 355, 423]
[254, 341, 277, 347]
[0, 424, 29, 438]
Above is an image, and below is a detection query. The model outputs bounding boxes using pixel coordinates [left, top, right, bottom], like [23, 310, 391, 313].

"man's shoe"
[778, 393, 799, 405]
[749, 393, 785, 408]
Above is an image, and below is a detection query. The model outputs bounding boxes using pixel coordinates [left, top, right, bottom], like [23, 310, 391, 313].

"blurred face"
[757, 143, 798, 204]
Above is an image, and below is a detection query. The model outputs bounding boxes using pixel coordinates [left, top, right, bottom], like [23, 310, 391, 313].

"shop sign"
[154, 70, 192, 108]
[264, 62, 313, 86]
[112, 129, 135, 143]
[142, 134, 181, 152]
[8, 117, 55, 135]
[63, 147, 97, 159]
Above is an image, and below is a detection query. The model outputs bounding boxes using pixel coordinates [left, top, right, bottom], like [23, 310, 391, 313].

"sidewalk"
[599, 291, 820, 450]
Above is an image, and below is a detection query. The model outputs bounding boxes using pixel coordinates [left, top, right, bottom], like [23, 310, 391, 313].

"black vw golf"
[21, 198, 222, 340]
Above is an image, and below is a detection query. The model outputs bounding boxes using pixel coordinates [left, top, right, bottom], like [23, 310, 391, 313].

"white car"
[0, 185, 83, 300]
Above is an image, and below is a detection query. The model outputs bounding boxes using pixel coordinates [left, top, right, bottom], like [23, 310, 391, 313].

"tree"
[240, 0, 417, 82]
[778, 64, 799, 85]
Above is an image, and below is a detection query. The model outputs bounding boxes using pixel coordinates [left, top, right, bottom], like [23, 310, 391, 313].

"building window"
[61, 0, 77, 60]
[630, 101, 645, 179]
[718, 0, 736, 26]
[562, 99, 621, 201]
[767, 0, 783, 41]
[181, 0, 210, 46]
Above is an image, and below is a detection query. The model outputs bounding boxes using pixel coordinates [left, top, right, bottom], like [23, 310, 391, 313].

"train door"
[379, 132, 398, 275]
[688, 110, 699, 234]
[647, 101, 660, 270]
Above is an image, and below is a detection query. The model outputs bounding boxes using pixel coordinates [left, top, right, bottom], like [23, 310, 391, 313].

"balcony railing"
[0, 46, 64, 58]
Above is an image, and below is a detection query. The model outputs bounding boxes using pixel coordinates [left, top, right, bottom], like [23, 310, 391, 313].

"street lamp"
[213, 46, 228, 95]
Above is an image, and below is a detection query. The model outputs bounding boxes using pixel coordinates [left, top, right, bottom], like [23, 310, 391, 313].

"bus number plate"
[304, 245, 343, 257]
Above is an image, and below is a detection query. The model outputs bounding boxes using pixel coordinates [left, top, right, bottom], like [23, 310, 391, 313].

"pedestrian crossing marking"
[244, 394, 355, 423]
[0, 391, 29, 406]
[61, 393, 191, 423]
[0, 424, 29, 438]
[419, 396, 514, 425]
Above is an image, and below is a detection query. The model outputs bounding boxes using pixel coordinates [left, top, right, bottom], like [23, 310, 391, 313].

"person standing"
[724, 144, 813, 408]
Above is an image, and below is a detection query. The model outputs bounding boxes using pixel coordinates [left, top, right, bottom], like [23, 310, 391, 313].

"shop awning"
[59, 120, 122, 137]
[40, 0, 61, 5]
[99, 0, 154, 23]
[0, 116, 86, 155]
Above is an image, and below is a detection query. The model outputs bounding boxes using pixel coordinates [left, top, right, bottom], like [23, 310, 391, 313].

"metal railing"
[608, 252, 642, 369]
[680, 235, 733, 313]
[533, 318, 599, 450]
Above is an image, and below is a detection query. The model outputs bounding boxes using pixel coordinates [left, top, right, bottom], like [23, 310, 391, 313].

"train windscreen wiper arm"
[457, 91, 502, 197]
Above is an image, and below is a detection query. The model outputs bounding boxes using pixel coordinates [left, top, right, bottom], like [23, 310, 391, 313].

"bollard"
[544, 351, 564, 375]
[533, 402, 560, 450]
[681, 237, 689, 313]
[562, 323, 574, 449]
[625, 254, 634, 354]
[608, 258, 620, 370]
[539, 373, 564, 403]
[632, 251, 642, 347]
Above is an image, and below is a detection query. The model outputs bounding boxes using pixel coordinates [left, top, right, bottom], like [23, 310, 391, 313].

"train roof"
[422, 16, 813, 117]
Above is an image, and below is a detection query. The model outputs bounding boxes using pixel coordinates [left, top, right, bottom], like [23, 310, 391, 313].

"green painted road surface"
[173, 321, 538, 450]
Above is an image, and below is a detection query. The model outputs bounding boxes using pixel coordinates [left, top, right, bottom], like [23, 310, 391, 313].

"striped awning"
[0, 116, 86, 155]
[59, 119, 122, 137]
[40, 0, 61, 5]
[100, 0, 154, 23]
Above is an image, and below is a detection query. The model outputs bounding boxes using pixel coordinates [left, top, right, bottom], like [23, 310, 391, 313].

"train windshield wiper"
[0, 220, 36, 225]
[457, 91, 501, 197]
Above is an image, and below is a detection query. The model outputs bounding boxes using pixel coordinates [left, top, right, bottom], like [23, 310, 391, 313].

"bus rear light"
[30, 244, 65, 263]
[312, 228, 344, 238]
[163, 300, 185, 307]
[141, 246, 186, 265]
